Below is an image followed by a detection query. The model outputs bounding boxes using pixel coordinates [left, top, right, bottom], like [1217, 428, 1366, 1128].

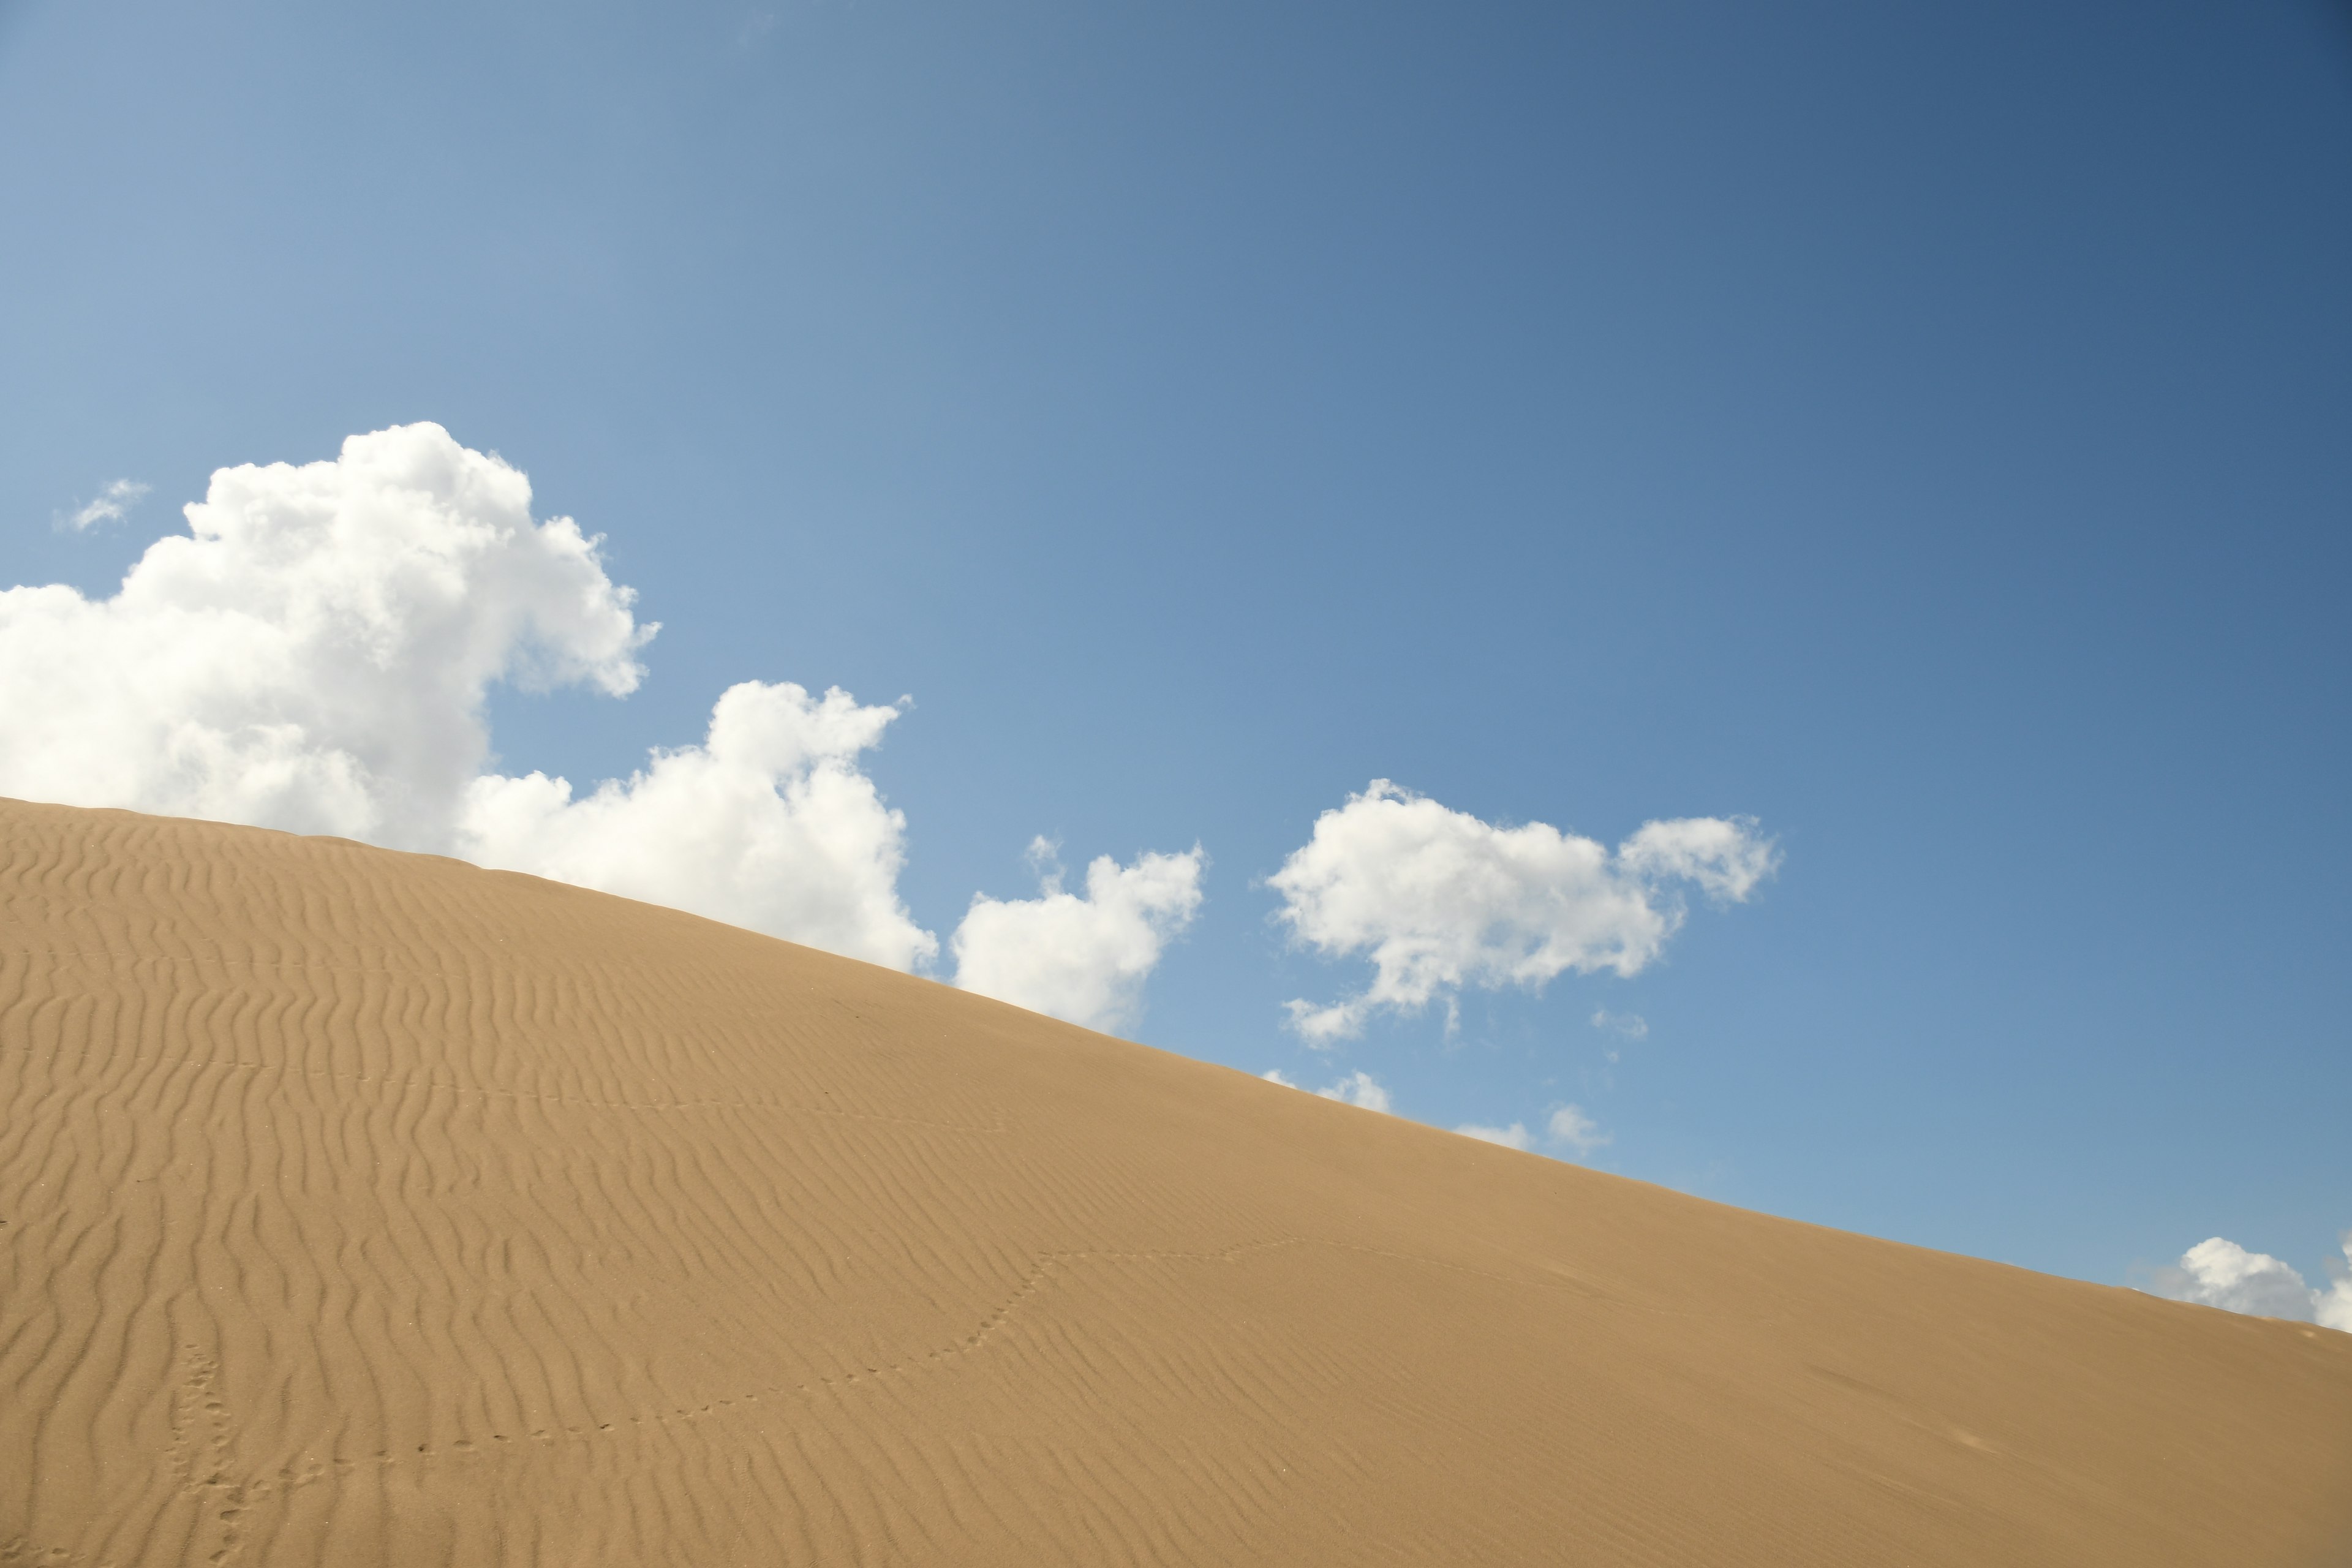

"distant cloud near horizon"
[58, 477, 149, 531]
[1268, 780, 1776, 1045]
[952, 838, 1205, 1032]
[0, 424, 1198, 1006]
[2148, 1234, 2352, 1333]
[1262, 1066, 1393, 1114]
[1545, 1104, 1610, 1158]
[1454, 1104, 1610, 1159]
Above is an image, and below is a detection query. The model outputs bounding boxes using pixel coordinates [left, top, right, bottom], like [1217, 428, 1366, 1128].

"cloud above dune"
[1269, 781, 1776, 1044]
[1455, 1104, 1608, 1159]
[1262, 1067, 1393, 1114]
[0, 425, 938, 966]
[1546, 1104, 1610, 1158]
[0, 423, 1210, 984]
[0, 424, 651, 847]
[462, 680, 936, 969]
[951, 839, 1205, 1031]
[2148, 1234, 2352, 1332]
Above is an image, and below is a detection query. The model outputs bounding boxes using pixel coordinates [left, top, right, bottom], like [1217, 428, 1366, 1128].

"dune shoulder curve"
[2, 798, 2348, 1566]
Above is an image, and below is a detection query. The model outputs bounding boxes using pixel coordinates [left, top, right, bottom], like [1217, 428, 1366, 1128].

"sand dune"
[2, 799, 2346, 1566]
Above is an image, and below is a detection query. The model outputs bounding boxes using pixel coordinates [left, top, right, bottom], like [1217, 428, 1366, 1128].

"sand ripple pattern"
[2, 801, 2349, 1566]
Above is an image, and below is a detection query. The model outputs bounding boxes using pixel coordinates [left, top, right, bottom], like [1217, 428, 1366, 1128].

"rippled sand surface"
[3, 798, 2347, 1566]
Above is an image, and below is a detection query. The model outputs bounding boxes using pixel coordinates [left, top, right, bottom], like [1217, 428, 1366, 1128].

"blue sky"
[2, 0, 2347, 1299]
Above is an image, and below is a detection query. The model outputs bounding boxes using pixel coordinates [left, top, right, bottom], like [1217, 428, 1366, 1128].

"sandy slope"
[1, 800, 2346, 1567]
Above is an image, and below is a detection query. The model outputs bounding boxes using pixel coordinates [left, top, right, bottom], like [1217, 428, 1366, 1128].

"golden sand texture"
[2, 799, 2347, 1567]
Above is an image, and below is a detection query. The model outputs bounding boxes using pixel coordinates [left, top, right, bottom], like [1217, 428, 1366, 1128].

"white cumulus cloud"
[1, 424, 650, 846]
[0, 423, 950, 970]
[950, 839, 1205, 1032]
[2147, 1234, 2352, 1332]
[1269, 780, 1777, 1044]
[1262, 1067, 1393, 1114]
[461, 680, 935, 970]
[59, 478, 151, 532]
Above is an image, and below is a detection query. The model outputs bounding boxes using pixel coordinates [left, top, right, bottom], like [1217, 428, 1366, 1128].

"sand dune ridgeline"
[2, 799, 2347, 1565]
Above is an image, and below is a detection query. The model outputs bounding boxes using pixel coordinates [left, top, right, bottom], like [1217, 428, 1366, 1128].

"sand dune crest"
[2, 799, 2346, 1565]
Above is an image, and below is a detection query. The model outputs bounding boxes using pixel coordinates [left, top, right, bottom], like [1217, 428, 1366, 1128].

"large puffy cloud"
[0, 424, 951, 971]
[1269, 780, 1777, 1044]
[0, 423, 1215, 997]
[0, 424, 650, 848]
[2148, 1235, 2352, 1332]
[951, 840, 1204, 1031]
[462, 681, 935, 970]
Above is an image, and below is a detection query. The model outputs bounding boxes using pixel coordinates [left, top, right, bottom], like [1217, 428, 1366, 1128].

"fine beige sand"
[3, 799, 2348, 1567]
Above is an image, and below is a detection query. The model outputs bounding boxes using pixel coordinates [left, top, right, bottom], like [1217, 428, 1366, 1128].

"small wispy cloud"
[1590, 1009, 1648, 1039]
[58, 478, 149, 532]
